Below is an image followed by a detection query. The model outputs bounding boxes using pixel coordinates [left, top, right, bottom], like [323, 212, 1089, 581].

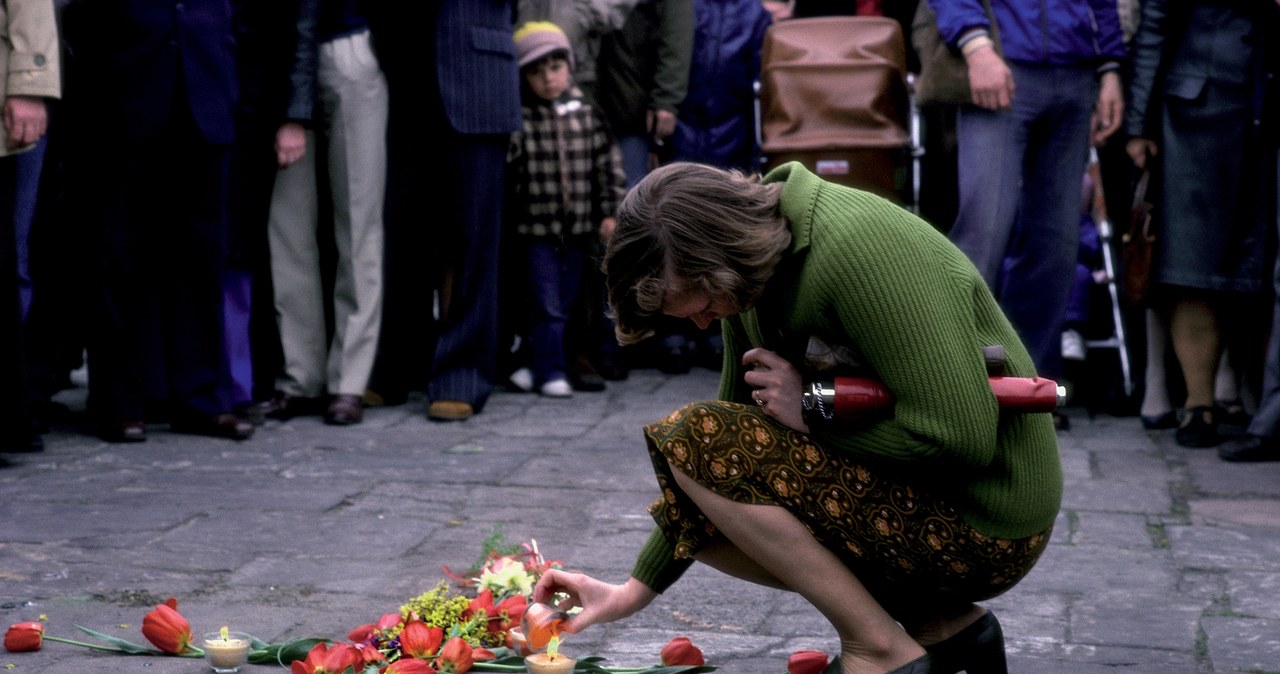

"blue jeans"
[616, 134, 651, 189]
[13, 136, 46, 321]
[950, 63, 1095, 379]
[526, 240, 587, 386]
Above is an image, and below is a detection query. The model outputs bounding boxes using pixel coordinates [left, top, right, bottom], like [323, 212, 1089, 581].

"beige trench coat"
[0, 0, 59, 157]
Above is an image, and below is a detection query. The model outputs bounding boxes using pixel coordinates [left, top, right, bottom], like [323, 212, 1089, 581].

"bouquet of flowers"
[3, 531, 716, 674]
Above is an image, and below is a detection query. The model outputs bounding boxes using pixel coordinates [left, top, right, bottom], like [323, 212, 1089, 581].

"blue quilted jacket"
[929, 0, 1125, 67]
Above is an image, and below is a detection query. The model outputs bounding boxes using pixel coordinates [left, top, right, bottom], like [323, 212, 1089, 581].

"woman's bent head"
[604, 162, 790, 343]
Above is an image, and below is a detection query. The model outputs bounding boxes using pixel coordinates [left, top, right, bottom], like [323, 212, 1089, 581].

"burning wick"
[220, 626, 229, 641]
[547, 634, 560, 660]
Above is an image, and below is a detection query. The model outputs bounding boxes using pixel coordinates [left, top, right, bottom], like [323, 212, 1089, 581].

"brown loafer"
[324, 394, 364, 425]
[427, 400, 474, 422]
[170, 412, 254, 441]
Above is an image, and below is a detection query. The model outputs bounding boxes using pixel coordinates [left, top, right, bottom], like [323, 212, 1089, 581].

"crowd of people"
[0, 0, 1276, 466]
[1, 1, 1277, 673]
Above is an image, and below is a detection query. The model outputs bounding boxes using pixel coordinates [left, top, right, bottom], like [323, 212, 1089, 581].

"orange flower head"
[787, 649, 830, 674]
[141, 598, 193, 654]
[660, 636, 705, 666]
[4, 622, 44, 652]
[398, 620, 443, 659]
[436, 637, 474, 673]
[290, 641, 363, 674]
[384, 658, 437, 674]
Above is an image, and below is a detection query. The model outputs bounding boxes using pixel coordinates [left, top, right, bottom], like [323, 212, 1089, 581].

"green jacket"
[632, 163, 1062, 592]
[592, 0, 693, 136]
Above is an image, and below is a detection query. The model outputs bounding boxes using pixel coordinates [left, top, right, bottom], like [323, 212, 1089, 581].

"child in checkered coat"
[505, 21, 627, 398]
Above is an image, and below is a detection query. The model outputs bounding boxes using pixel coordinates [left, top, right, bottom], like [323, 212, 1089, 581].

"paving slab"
[3, 369, 1280, 672]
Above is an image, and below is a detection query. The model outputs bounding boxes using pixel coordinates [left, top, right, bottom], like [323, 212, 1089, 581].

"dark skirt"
[643, 400, 1052, 606]
[1155, 78, 1269, 294]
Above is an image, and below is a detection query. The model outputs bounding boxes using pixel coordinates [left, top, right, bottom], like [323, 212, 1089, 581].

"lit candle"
[202, 628, 251, 673]
[524, 652, 577, 674]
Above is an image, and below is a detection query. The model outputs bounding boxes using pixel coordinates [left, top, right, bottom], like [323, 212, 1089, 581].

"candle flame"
[547, 634, 559, 659]
[220, 626, 229, 641]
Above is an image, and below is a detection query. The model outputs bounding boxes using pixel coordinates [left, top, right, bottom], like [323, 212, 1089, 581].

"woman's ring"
[753, 391, 764, 406]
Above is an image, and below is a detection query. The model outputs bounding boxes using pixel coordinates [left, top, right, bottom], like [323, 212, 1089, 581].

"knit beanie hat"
[513, 21, 574, 71]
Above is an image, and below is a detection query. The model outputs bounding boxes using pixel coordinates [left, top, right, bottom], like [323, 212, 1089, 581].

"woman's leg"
[1170, 296, 1221, 410]
[1140, 308, 1174, 420]
[669, 467, 927, 673]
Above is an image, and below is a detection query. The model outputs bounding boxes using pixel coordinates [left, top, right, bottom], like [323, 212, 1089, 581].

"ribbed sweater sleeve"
[630, 528, 694, 593]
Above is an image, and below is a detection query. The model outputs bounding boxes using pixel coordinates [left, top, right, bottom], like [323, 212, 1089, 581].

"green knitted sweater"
[631, 162, 1062, 593]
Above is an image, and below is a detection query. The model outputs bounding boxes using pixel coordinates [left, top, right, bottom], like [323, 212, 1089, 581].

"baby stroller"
[754, 16, 913, 205]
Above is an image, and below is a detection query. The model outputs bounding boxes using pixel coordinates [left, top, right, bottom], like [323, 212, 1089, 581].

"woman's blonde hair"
[604, 162, 790, 344]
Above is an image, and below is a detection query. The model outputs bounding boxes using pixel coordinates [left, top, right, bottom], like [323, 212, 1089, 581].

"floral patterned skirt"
[643, 400, 1052, 606]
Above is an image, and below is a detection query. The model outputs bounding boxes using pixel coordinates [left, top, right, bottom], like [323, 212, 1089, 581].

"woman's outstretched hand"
[532, 570, 658, 634]
[742, 348, 807, 432]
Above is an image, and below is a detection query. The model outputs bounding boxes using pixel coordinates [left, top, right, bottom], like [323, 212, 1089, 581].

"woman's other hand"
[275, 122, 307, 168]
[741, 348, 807, 431]
[1126, 137, 1158, 170]
[532, 570, 657, 634]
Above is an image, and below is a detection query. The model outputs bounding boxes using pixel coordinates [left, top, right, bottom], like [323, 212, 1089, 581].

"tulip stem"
[42, 635, 130, 653]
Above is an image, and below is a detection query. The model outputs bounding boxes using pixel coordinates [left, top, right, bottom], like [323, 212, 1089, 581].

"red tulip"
[660, 636, 705, 666]
[348, 624, 375, 644]
[787, 650, 830, 674]
[495, 595, 527, 633]
[398, 620, 443, 659]
[350, 613, 404, 643]
[291, 641, 363, 674]
[3, 622, 44, 652]
[384, 658, 437, 674]
[356, 642, 388, 665]
[141, 598, 193, 654]
[436, 637, 474, 673]
[472, 647, 496, 661]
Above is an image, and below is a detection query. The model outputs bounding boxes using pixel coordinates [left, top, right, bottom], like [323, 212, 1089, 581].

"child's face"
[523, 57, 571, 102]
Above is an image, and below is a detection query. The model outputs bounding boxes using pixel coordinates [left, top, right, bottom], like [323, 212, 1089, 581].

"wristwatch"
[801, 381, 835, 426]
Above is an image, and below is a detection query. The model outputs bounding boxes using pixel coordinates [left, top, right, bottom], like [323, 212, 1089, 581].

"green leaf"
[247, 636, 332, 666]
[71, 625, 165, 655]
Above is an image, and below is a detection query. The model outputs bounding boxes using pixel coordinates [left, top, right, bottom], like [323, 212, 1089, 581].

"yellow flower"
[477, 557, 535, 597]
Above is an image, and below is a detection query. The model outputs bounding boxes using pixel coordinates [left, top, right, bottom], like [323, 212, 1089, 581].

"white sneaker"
[540, 379, 573, 398]
[1061, 329, 1086, 361]
[508, 367, 534, 392]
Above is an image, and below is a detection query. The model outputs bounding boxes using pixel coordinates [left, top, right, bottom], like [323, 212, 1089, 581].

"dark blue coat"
[71, 0, 240, 143]
[670, 0, 770, 171]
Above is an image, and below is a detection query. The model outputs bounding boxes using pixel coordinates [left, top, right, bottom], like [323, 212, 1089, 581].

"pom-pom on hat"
[513, 21, 574, 71]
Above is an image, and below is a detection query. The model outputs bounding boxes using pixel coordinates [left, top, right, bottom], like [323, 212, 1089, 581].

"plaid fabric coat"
[507, 87, 626, 238]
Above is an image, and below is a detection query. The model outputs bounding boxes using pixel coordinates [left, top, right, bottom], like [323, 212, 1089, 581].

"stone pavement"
[3, 367, 1280, 673]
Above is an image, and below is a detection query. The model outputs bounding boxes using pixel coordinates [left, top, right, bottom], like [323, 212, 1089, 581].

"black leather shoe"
[324, 394, 364, 425]
[926, 611, 1006, 674]
[170, 413, 254, 440]
[1141, 411, 1179, 430]
[99, 420, 147, 443]
[1176, 406, 1220, 448]
[597, 353, 629, 381]
[657, 344, 692, 375]
[568, 356, 606, 392]
[1218, 434, 1280, 462]
[258, 393, 324, 420]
